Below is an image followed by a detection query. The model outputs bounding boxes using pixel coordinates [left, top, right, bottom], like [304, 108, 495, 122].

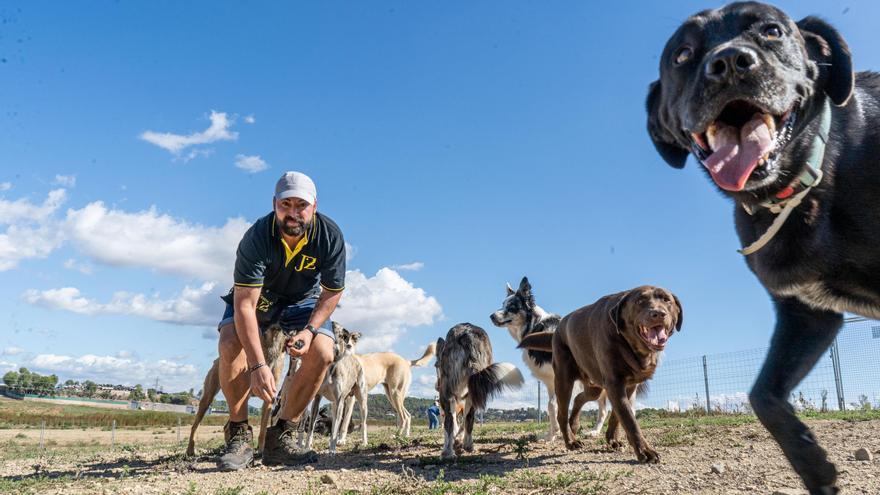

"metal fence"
[640, 317, 880, 413]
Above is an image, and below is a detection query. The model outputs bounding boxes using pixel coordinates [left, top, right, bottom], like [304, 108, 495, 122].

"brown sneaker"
[262, 419, 318, 466]
[216, 422, 254, 471]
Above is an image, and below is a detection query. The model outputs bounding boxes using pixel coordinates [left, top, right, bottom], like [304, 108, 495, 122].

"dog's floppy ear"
[797, 16, 854, 106]
[517, 331, 553, 352]
[518, 276, 534, 308]
[608, 291, 631, 334]
[673, 294, 684, 332]
[646, 80, 689, 169]
[435, 337, 445, 357]
[350, 331, 362, 342]
[505, 283, 515, 296]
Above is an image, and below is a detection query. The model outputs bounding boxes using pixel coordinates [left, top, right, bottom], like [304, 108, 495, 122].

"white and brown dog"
[490, 277, 609, 441]
[435, 323, 524, 459]
[338, 341, 436, 438]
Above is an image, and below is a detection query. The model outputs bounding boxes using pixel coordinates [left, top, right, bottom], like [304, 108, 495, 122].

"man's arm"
[233, 285, 276, 402]
[287, 287, 343, 357]
[308, 287, 343, 330]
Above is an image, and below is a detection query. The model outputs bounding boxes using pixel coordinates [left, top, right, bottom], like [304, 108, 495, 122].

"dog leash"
[738, 98, 831, 256]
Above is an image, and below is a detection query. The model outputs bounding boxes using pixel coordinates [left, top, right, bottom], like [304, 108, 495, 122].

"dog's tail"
[468, 362, 525, 411]
[410, 342, 436, 367]
[517, 331, 553, 352]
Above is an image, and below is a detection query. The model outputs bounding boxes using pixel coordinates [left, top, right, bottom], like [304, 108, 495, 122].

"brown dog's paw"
[608, 439, 623, 451]
[637, 445, 660, 464]
[565, 439, 584, 450]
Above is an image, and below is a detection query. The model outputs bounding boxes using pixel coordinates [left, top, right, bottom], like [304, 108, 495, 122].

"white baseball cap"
[274, 171, 317, 204]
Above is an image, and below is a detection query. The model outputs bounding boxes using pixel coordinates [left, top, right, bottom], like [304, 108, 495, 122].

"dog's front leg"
[749, 297, 842, 494]
[544, 389, 558, 441]
[606, 381, 657, 463]
[337, 396, 355, 446]
[588, 389, 608, 437]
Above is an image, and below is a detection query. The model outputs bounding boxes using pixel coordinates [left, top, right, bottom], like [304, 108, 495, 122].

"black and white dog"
[435, 323, 524, 459]
[490, 277, 608, 441]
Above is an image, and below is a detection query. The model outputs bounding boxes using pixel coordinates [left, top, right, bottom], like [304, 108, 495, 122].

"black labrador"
[646, 2, 878, 494]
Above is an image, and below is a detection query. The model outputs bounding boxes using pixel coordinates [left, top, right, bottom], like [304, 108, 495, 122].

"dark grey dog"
[646, 2, 878, 493]
[435, 323, 524, 459]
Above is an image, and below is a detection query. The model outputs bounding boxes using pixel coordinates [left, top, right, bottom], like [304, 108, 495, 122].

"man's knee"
[218, 324, 242, 359]
[304, 335, 335, 369]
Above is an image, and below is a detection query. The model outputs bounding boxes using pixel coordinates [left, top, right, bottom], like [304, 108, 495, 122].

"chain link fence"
[641, 317, 880, 413]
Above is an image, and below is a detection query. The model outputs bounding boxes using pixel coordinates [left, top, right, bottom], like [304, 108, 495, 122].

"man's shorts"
[217, 298, 335, 342]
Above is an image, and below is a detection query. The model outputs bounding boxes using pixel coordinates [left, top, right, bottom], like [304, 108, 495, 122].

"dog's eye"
[762, 24, 783, 40]
[673, 46, 693, 66]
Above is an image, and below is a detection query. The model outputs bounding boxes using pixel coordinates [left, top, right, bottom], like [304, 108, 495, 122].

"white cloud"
[3, 347, 25, 356]
[0, 361, 18, 373]
[0, 182, 11, 192]
[0, 189, 66, 224]
[63, 258, 94, 275]
[29, 353, 199, 392]
[140, 111, 238, 157]
[392, 262, 424, 271]
[344, 242, 357, 262]
[53, 175, 76, 188]
[23, 282, 222, 327]
[334, 268, 443, 352]
[63, 202, 249, 282]
[0, 189, 67, 271]
[234, 154, 269, 173]
[244, 115, 256, 124]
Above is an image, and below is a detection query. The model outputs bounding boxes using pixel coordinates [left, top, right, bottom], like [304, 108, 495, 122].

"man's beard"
[278, 215, 307, 237]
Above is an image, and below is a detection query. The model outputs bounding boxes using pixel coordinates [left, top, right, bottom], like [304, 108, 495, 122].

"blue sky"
[1, 1, 877, 408]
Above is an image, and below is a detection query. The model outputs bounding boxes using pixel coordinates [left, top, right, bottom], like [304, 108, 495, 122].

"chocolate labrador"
[646, 2, 878, 492]
[520, 286, 682, 463]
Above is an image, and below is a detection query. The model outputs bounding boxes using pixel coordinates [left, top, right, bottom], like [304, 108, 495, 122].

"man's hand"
[287, 329, 314, 357]
[249, 364, 277, 403]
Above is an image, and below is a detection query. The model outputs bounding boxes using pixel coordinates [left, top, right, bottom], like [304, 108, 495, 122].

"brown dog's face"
[615, 286, 683, 353]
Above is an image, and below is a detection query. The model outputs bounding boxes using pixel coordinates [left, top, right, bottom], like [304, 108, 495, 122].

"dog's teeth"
[761, 113, 776, 135]
[706, 123, 718, 151]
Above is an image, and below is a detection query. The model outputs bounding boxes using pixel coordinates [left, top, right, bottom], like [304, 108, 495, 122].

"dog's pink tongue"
[646, 327, 668, 348]
[702, 116, 774, 191]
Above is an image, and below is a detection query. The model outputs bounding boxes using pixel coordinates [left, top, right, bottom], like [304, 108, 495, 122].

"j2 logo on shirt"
[295, 255, 317, 272]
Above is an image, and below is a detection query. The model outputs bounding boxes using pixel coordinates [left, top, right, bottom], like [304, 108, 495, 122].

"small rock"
[854, 448, 873, 461]
[321, 473, 338, 486]
[304, 465, 314, 472]
[710, 463, 725, 475]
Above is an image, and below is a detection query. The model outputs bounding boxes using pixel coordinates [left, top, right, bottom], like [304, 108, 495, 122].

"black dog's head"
[647, 2, 853, 201]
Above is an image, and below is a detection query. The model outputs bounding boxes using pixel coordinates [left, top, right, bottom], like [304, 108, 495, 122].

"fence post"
[39, 420, 45, 450]
[537, 382, 541, 422]
[111, 419, 116, 447]
[702, 355, 711, 414]
[830, 338, 846, 411]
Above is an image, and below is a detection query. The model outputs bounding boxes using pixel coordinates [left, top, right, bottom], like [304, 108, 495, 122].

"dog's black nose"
[649, 309, 667, 320]
[705, 46, 759, 82]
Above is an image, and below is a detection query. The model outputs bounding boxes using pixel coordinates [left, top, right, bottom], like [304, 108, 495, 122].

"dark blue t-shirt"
[230, 211, 346, 303]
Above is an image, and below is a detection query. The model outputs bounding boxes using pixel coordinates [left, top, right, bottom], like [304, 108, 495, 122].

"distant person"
[427, 401, 440, 429]
[216, 171, 346, 471]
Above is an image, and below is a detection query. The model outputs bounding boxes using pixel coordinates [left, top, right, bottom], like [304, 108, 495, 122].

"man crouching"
[216, 171, 346, 470]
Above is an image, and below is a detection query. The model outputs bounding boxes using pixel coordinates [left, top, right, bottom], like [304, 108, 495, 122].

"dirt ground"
[1, 418, 878, 494]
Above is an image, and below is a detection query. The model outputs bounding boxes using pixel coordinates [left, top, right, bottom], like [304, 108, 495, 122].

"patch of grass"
[214, 487, 244, 495]
[0, 474, 74, 495]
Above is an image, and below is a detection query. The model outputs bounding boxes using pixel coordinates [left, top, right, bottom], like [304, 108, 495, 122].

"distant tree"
[147, 388, 158, 402]
[130, 384, 145, 401]
[3, 371, 19, 388]
[83, 380, 98, 398]
[64, 379, 77, 387]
